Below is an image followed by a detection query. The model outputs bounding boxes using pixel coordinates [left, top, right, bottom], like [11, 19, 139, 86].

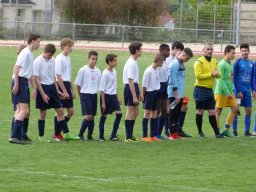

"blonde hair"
[60, 38, 74, 50]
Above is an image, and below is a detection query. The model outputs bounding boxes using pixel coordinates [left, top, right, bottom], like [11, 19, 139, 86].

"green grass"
[0, 47, 256, 192]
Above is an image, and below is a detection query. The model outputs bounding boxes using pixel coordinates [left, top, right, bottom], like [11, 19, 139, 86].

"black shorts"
[124, 83, 140, 106]
[11, 77, 30, 107]
[58, 81, 73, 108]
[193, 86, 215, 110]
[158, 82, 168, 100]
[143, 91, 158, 110]
[36, 84, 62, 110]
[100, 94, 121, 115]
[80, 93, 97, 116]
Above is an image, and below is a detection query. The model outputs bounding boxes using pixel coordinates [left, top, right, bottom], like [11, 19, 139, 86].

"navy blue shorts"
[36, 84, 62, 110]
[100, 94, 121, 115]
[143, 91, 158, 110]
[158, 82, 168, 100]
[124, 83, 140, 106]
[193, 86, 215, 110]
[235, 91, 252, 107]
[11, 77, 30, 107]
[80, 93, 97, 116]
[58, 81, 73, 108]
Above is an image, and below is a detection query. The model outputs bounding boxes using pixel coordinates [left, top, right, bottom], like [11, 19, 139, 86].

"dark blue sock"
[87, 120, 95, 139]
[130, 120, 135, 137]
[99, 116, 107, 139]
[232, 115, 238, 132]
[11, 119, 23, 139]
[54, 116, 59, 135]
[23, 118, 29, 135]
[59, 119, 69, 134]
[178, 111, 186, 132]
[142, 118, 149, 137]
[150, 118, 157, 137]
[65, 116, 70, 123]
[111, 113, 122, 137]
[244, 115, 251, 132]
[38, 119, 45, 137]
[79, 119, 88, 137]
[157, 116, 165, 136]
[125, 120, 132, 139]
[164, 115, 169, 136]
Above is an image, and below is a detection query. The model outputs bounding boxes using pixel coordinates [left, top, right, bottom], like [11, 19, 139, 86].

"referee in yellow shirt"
[193, 43, 223, 138]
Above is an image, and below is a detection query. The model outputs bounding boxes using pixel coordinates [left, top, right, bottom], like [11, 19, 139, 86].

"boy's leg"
[150, 110, 158, 139]
[142, 110, 150, 138]
[99, 115, 107, 140]
[125, 106, 137, 140]
[244, 107, 252, 136]
[222, 106, 237, 138]
[111, 112, 122, 139]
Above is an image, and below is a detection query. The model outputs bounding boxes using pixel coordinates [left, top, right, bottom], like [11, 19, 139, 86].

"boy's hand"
[175, 96, 180, 104]
[72, 92, 76, 99]
[42, 94, 50, 104]
[32, 89, 37, 100]
[227, 94, 233, 99]
[12, 84, 19, 95]
[133, 97, 139, 105]
[237, 92, 243, 99]
[212, 69, 219, 77]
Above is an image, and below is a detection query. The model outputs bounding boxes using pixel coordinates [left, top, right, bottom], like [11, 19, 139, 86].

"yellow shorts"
[215, 94, 237, 108]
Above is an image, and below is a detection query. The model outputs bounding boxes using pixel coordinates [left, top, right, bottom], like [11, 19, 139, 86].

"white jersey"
[15, 47, 34, 79]
[74, 65, 101, 94]
[142, 66, 160, 92]
[55, 53, 71, 81]
[33, 55, 55, 85]
[123, 56, 139, 84]
[99, 68, 117, 95]
[157, 60, 169, 82]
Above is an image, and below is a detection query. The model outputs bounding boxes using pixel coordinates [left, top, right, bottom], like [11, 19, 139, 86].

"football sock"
[38, 119, 45, 137]
[142, 118, 149, 137]
[209, 115, 220, 135]
[59, 119, 69, 134]
[178, 111, 186, 132]
[12, 119, 23, 139]
[125, 120, 132, 139]
[99, 116, 107, 139]
[79, 119, 88, 137]
[11, 117, 15, 133]
[23, 118, 29, 136]
[87, 120, 95, 139]
[65, 116, 70, 123]
[196, 114, 203, 133]
[244, 115, 251, 132]
[130, 120, 135, 137]
[164, 115, 169, 136]
[150, 118, 157, 137]
[112, 113, 122, 137]
[226, 111, 236, 125]
[157, 116, 165, 135]
[232, 115, 238, 132]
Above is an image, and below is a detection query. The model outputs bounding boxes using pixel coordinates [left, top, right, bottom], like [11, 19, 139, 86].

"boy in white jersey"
[33, 44, 80, 142]
[75, 51, 101, 141]
[10, 33, 40, 144]
[54, 38, 75, 140]
[98, 54, 122, 141]
[156, 44, 170, 140]
[123, 42, 142, 142]
[142, 54, 164, 142]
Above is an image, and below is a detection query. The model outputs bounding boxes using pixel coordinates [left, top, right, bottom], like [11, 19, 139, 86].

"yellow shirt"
[194, 56, 221, 89]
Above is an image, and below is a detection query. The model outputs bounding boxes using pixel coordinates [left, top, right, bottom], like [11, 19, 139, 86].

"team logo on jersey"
[250, 64, 253, 68]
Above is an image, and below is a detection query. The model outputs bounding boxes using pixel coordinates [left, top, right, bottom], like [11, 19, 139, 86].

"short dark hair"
[171, 41, 184, 50]
[240, 43, 249, 50]
[159, 44, 170, 52]
[129, 42, 142, 55]
[224, 45, 235, 55]
[183, 47, 193, 58]
[44, 43, 56, 54]
[27, 33, 40, 44]
[88, 50, 98, 58]
[60, 38, 74, 50]
[105, 54, 117, 64]
[153, 53, 164, 63]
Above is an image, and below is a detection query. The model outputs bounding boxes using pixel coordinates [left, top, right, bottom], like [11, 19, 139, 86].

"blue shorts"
[124, 83, 140, 106]
[193, 86, 215, 110]
[36, 84, 62, 110]
[11, 77, 30, 107]
[235, 91, 252, 107]
[58, 81, 73, 108]
[80, 93, 97, 116]
[100, 94, 121, 115]
[158, 82, 168, 100]
[143, 91, 158, 110]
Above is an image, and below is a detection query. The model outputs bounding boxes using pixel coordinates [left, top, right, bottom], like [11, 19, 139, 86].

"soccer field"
[0, 46, 256, 192]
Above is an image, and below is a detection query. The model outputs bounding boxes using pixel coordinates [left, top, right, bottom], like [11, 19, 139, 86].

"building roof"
[1, 0, 35, 5]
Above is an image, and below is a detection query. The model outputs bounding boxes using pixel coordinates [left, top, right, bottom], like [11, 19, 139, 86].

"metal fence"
[0, 0, 256, 45]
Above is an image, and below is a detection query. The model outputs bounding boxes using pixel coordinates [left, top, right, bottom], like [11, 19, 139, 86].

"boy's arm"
[128, 78, 139, 105]
[12, 65, 20, 95]
[100, 91, 106, 112]
[34, 76, 49, 104]
[76, 85, 81, 97]
[70, 80, 75, 99]
[233, 59, 241, 93]
[56, 75, 69, 98]
[251, 62, 256, 98]
[218, 62, 229, 95]
[30, 76, 37, 99]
